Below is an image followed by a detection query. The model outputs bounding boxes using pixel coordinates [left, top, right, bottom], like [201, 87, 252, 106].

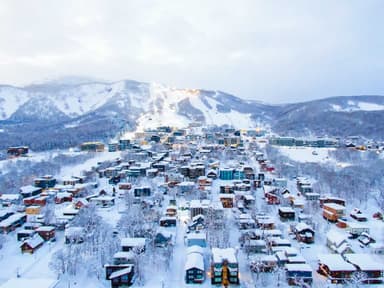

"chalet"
[74, 198, 89, 209]
[121, 237, 146, 253]
[105, 264, 135, 288]
[20, 234, 44, 254]
[319, 196, 345, 208]
[211, 248, 239, 285]
[317, 254, 356, 283]
[159, 216, 176, 227]
[323, 203, 346, 222]
[293, 223, 315, 244]
[55, 192, 72, 204]
[185, 246, 205, 284]
[0, 213, 27, 233]
[278, 207, 295, 221]
[20, 185, 42, 198]
[326, 230, 353, 254]
[344, 253, 383, 284]
[36, 226, 56, 241]
[285, 263, 313, 286]
[186, 232, 207, 248]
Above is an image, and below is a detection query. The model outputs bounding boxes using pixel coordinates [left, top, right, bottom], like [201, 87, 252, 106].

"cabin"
[186, 232, 207, 248]
[55, 192, 73, 204]
[323, 203, 345, 222]
[159, 216, 177, 227]
[344, 253, 383, 284]
[121, 237, 146, 253]
[185, 246, 205, 284]
[319, 196, 345, 208]
[74, 198, 89, 209]
[0, 213, 27, 233]
[293, 223, 315, 244]
[20, 234, 44, 254]
[105, 264, 135, 288]
[211, 248, 239, 285]
[278, 207, 295, 221]
[20, 185, 42, 198]
[285, 263, 313, 286]
[36, 226, 56, 241]
[317, 254, 356, 283]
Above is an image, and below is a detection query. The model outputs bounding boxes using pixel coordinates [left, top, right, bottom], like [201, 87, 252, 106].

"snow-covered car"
[350, 208, 368, 222]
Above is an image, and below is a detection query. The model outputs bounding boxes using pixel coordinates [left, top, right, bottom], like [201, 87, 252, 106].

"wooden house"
[34, 175, 57, 189]
[317, 254, 356, 283]
[20, 185, 42, 198]
[344, 253, 383, 284]
[20, 234, 44, 254]
[55, 192, 73, 204]
[278, 207, 295, 221]
[323, 203, 346, 222]
[74, 198, 89, 209]
[165, 205, 177, 217]
[293, 223, 315, 244]
[36, 226, 56, 241]
[185, 246, 205, 284]
[319, 196, 345, 208]
[25, 205, 41, 215]
[0, 213, 27, 233]
[105, 264, 135, 288]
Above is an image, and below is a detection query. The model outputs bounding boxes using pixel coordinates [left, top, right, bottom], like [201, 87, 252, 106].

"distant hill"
[0, 78, 383, 150]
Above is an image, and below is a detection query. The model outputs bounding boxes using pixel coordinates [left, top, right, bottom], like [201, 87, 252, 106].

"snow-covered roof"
[109, 266, 133, 279]
[185, 251, 204, 271]
[278, 207, 295, 213]
[318, 254, 356, 271]
[22, 234, 44, 249]
[0, 213, 25, 227]
[121, 237, 146, 247]
[344, 253, 383, 271]
[285, 263, 312, 272]
[212, 248, 237, 264]
[0, 278, 58, 288]
[326, 229, 347, 245]
[295, 223, 313, 232]
[36, 226, 55, 232]
[190, 200, 202, 208]
[113, 251, 134, 259]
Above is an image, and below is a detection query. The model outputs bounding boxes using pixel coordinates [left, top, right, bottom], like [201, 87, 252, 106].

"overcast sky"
[1, 0, 384, 103]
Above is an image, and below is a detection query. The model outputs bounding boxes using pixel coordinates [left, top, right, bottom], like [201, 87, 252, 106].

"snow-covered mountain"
[0, 78, 384, 151]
